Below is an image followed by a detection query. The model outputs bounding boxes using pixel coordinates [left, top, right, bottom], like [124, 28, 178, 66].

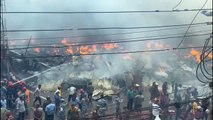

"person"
[134, 91, 144, 113]
[67, 103, 81, 120]
[127, 87, 134, 110]
[1, 96, 7, 109]
[67, 86, 76, 104]
[97, 94, 108, 117]
[58, 99, 66, 120]
[34, 84, 42, 106]
[1, 107, 10, 120]
[87, 82, 94, 103]
[193, 99, 203, 120]
[16, 96, 26, 120]
[201, 98, 210, 120]
[42, 96, 51, 120]
[54, 90, 61, 114]
[114, 94, 121, 118]
[45, 100, 56, 120]
[33, 103, 43, 120]
[21, 87, 28, 115]
[91, 106, 100, 120]
[162, 82, 168, 95]
[149, 82, 156, 101]
[192, 88, 198, 99]
[80, 97, 89, 119]
[159, 92, 170, 120]
[152, 98, 161, 120]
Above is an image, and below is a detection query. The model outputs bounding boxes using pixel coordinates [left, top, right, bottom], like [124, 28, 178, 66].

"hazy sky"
[4, 0, 212, 48]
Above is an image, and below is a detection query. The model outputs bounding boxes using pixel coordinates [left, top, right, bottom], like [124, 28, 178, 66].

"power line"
[7, 24, 209, 41]
[172, 0, 183, 10]
[4, 46, 211, 59]
[176, 0, 209, 48]
[4, 33, 211, 50]
[1, 8, 212, 14]
[2, 22, 212, 33]
[8, 30, 212, 47]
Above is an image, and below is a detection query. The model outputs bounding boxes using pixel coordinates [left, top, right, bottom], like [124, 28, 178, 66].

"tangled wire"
[196, 33, 212, 83]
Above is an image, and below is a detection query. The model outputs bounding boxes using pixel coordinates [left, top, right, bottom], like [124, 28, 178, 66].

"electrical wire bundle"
[196, 33, 212, 84]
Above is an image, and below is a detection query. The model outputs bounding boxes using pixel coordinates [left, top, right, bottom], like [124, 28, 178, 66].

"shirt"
[134, 95, 144, 105]
[45, 103, 56, 115]
[34, 88, 41, 97]
[17, 100, 26, 113]
[68, 87, 76, 95]
[152, 103, 161, 116]
[1, 99, 7, 109]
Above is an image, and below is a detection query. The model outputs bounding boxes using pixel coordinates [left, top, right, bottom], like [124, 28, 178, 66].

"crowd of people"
[1, 73, 212, 120]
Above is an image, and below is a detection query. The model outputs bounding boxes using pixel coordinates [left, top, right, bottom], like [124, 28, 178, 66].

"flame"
[34, 48, 41, 53]
[155, 42, 164, 49]
[66, 46, 74, 54]
[146, 42, 152, 49]
[191, 49, 201, 63]
[208, 53, 212, 59]
[102, 43, 118, 50]
[61, 38, 69, 45]
[80, 45, 97, 55]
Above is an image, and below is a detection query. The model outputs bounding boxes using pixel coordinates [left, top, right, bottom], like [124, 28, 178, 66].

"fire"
[61, 38, 69, 46]
[208, 53, 212, 59]
[146, 42, 152, 49]
[66, 46, 74, 54]
[34, 48, 41, 53]
[191, 49, 201, 63]
[155, 42, 164, 49]
[80, 45, 97, 55]
[102, 43, 118, 50]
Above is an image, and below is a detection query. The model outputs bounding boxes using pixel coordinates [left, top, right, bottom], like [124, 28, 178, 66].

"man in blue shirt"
[45, 100, 56, 120]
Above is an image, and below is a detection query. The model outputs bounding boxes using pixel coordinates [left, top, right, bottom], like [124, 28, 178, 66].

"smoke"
[4, 0, 212, 81]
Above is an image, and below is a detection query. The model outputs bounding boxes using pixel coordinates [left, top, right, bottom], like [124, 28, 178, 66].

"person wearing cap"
[33, 84, 42, 106]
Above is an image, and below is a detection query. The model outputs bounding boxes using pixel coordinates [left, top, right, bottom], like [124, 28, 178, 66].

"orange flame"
[66, 46, 74, 54]
[191, 49, 201, 63]
[208, 53, 212, 59]
[34, 48, 41, 53]
[102, 43, 118, 50]
[80, 45, 97, 55]
[155, 42, 164, 49]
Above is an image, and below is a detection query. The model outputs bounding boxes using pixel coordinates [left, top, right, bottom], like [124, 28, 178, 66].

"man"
[17, 96, 26, 120]
[152, 98, 161, 120]
[149, 82, 156, 101]
[33, 103, 43, 120]
[33, 84, 42, 106]
[87, 82, 94, 103]
[114, 94, 121, 118]
[162, 82, 168, 95]
[45, 100, 56, 120]
[67, 103, 81, 120]
[67, 86, 76, 103]
[97, 94, 107, 117]
[127, 87, 134, 110]
[42, 96, 51, 120]
[134, 91, 144, 112]
[54, 90, 61, 114]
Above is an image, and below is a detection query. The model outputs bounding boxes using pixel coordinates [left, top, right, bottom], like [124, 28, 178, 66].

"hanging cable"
[172, 0, 183, 10]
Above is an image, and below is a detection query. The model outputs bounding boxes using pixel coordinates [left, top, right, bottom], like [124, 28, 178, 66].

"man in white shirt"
[33, 84, 42, 106]
[67, 86, 76, 103]
[0, 96, 7, 109]
[152, 98, 161, 120]
[17, 96, 26, 120]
